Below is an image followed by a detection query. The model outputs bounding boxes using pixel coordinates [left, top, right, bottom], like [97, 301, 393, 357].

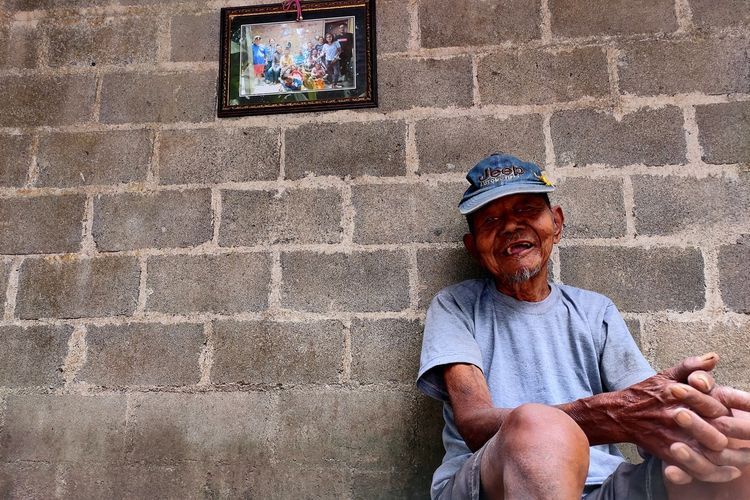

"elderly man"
[417, 153, 750, 499]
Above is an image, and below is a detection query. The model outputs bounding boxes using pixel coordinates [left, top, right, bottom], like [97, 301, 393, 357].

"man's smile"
[502, 240, 535, 257]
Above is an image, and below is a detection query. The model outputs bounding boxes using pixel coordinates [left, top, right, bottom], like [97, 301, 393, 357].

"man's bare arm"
[444, 355, 750, 482]
[444, 363, 510, 451]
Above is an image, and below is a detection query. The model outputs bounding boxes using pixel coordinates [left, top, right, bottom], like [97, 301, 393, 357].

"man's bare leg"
[479, 403, 589, 500]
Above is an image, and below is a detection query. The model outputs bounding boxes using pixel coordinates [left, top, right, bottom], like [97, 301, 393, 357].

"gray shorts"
[436, 443, 667, 500]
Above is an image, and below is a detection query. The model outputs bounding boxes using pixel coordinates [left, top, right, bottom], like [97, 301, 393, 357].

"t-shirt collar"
[489, 279, 561, 314]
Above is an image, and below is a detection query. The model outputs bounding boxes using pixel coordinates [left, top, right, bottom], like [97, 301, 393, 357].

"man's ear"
[463, 233, 480, 260]
[551, 205, 564, 243]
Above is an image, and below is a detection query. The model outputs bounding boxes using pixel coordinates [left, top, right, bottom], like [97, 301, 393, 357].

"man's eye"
[484, 216, 499, 224]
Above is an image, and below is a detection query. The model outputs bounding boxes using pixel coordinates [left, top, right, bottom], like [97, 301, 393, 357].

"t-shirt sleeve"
[416, 289, 484, 401]
[599, 302, 656, 391]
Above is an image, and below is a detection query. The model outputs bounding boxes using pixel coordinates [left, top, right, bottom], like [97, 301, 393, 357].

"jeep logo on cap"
[478, 166, 525, 187]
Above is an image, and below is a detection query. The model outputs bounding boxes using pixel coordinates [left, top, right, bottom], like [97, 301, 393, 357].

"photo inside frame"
[218, 0, 376, 117]
[239, 17, 356, 97]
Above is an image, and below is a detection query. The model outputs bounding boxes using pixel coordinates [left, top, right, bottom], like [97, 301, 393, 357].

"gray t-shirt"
[417, 278, 655, 499]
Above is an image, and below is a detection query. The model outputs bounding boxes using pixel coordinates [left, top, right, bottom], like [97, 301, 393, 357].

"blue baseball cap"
[458, 153, 555, 215]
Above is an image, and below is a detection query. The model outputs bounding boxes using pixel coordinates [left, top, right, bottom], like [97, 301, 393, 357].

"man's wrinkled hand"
[663, 360, 750, 484]
[613, 353, 743, 482]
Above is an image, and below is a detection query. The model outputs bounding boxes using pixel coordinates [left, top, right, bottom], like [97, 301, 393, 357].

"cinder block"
[419, 0, 540, 47]
[0, 325, 72, 388]
[285, 120, 406, 178]
[551, 106, 686, 166]
[352, 466, 437, 500]
[6, 0, 100, 9]
[550, 0, 676, 37]
[79, 323, 204, 386]
[619, 37, 750, 96]
[281, 250, 410, 312]
[99, 71, 216, 124]
[146, 253, 270, 314]
[352, 182, 466, 244]
[0, 134, 31, 187]
[16, 256, 140, 319]
[351, 319, 422, 384]
[378, 56, 473, 111]
[92, 189, 212, 251]
[696, 102, 750, 165]
[559, 246, 705, 312]
[0, 463, 57, 499]
[205, 464, 350, 499]
[719, 241, 750, 313]
[158, 127, 280, 184]
[644, 319, 750, 390]
[0, 74, 96, 126]
[60, 464, 206, 500]
[552, 177, 626, 238]
[128, 392, 275, 462]
[632, 173, 750, 236]
[212, 320, 343, 384]
[220, 188, 342, 246]
[0, 394, 127, 462]
[690, 0, 750, 29]
[478, 47, 609, 105]
[171, 13, 218, 62]
[117, 0, 201, 4]
[625, 318, 642, 348]
[416, 114, 545, 174]
[377, 0, 410, 53]
[44, 16, 158, 67]
[0, 195, 85, 254]
[416, 247, 486, 308]
[37, 130, 151, 187]
[1, 258, 9, 293]
[276, 389, 419, 466]
[396, 392, 445, 476]
[0, 23, 38, 68]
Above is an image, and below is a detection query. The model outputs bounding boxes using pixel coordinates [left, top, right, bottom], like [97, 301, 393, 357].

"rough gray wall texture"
[0, 0, 748, 498]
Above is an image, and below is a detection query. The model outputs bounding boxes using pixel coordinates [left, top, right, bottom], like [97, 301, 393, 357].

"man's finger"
[713, 386, 750, 413]
[704, 447, 750, 467]
[713, 415, 750, 440]
[673, 409, 728, 451]
[670, 383, 729, 418]
[663, 353, 719, 382]
[669, 442, 741, 483]
[687, 370, 715, 394]
[663, 464, 693, 485]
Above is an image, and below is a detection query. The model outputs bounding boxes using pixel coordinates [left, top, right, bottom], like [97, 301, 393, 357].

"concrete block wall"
[0, 0, 748, 497]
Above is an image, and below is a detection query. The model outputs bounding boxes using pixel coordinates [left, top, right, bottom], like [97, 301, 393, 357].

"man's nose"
[500, 213, 524, 234]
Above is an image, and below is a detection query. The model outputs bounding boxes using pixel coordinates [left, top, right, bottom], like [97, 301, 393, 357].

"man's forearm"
[458, 393, 627, 452]
[455, 406, 511, 452]
[558, 391, 631, 445]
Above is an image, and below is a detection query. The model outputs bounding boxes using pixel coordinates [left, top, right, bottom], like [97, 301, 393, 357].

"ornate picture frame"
[218, 0, 377, 117]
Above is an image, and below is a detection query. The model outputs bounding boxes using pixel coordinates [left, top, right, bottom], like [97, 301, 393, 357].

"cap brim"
[458, 184, 555, 215]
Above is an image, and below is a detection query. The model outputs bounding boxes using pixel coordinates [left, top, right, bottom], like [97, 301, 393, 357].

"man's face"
[464, 193, 563, 287]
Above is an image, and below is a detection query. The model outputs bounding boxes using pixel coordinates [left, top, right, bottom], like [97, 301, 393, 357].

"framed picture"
[218, 0, 377, 117]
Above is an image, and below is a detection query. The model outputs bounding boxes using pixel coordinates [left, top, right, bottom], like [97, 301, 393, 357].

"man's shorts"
[436, 442, 667, 500]
[253, 63, 265, 77]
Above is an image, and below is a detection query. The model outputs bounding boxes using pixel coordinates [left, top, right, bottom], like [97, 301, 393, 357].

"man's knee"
[480, 404, 590, 497]
[495, 403, 589, 457]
